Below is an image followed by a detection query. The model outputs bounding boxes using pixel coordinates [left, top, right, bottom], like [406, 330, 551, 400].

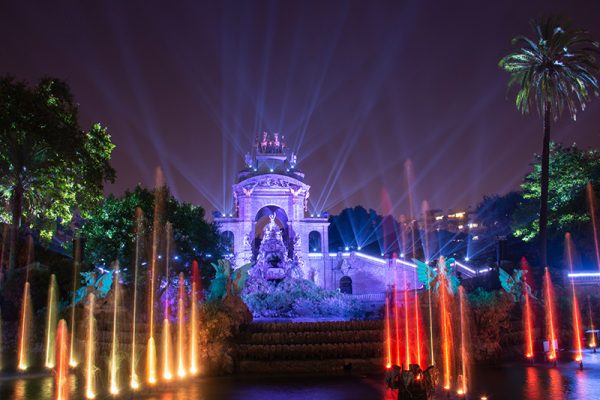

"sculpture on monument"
[252, 214, 301, 281]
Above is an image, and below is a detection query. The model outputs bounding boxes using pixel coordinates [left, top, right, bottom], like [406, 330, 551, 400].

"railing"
[343, 292, 387, 302]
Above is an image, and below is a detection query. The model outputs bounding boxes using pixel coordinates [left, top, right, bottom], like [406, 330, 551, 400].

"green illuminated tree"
[80, 185, 222, 283]
[499, 17, 600, 268]
[0, 76, 115, 269]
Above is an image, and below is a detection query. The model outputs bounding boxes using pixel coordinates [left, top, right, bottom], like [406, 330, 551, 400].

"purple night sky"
[2, 0, 600, 217]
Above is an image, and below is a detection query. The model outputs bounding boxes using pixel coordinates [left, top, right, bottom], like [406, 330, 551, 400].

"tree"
[80, 185, 223, 283]
[0, 76, 115, 269]
[514, 143, 600, 267]
[499, 17, 600, 268]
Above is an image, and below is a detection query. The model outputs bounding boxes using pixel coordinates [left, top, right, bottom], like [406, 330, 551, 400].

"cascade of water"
[177, 272, 187, 378]
[55, 320, 69, 400]
[109, 264, 121, 395]
[130, 208, 143, 390]
[69, 237, 81, 368]
[544, 267, 558, 364]
[565, 233, 584, 366]
[85, 293, 96, 399]
[45, 274, 59, 369]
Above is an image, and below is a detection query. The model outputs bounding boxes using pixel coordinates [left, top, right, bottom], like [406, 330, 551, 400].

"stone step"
[236, 342, 382, 361]
[238, 330, 382, 345]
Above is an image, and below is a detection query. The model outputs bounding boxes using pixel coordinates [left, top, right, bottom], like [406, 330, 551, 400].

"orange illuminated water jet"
[190, 261, 200, 375]
[45, 274, 59, 369]
[109, 266, 121, 395]
[458, 286, 469, 396]
[147, 168, 165, 384]
[162, 222, 174, 381]
[130, 208, 143, 390]
[384, 291, 393, 369]
[588, 296, 597, 349]
[85, 293, 96, 399]
[177, 272, 187, 378]
[438, 257, 453, 390]
[393, 268, 401, 366]
[55, 319, 69, 400]
[521, 258, 534, 359]
[403, 271, 411, 368]
[17, 281, 31, 371]
[565, 233, 583, 365]
[543, 267, 558, 363]
[413, 271, 422, 368]
[69, 238, 81, 368]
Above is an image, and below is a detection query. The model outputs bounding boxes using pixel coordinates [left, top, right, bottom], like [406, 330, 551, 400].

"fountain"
[403, 271, 411, 368]
[177, 272, 187, 378]
[85, 293, 96, 399]
[413, 270, 423, 368]
[543, 267, 558, 364]
[69, 237, 82, 367]
[438, 257, 455, 391]
[55, 319, 69, 400]
[394, 270, 401, 366]
[109, 265, 121, 395]
[565, 233, 584, 367]
[18, 280, 32, 371]
[588, 296, 597, 351]
[130, 207, 143, 390]
[45, 273, 59, 369]
[147, 168, 165, 385]
[162, 222, 174, 381]
[385, 291, 393, 369]
[252, 214, 300, 280]
[457, 286, 470, 396]
[190, 260, 200, 375]
[521, 258, 535, 360]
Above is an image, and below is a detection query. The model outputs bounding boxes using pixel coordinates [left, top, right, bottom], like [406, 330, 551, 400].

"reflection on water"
[2, 354, 600, 400]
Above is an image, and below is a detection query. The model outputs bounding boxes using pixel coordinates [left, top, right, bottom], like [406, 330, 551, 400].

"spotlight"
[269, 168, 274, 172]
[221, 213, 226, 217]
[381, 253, 385, 257]
[229, 213, 233, 217]
[357, 246, 362, 250]
[400, 253, 405, 258]
[465, 257, 470, 262]
[344, 246, 349, 251]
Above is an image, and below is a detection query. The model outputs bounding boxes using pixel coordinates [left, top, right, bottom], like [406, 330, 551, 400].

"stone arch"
[221, 230, 234, 254]
[339, 275, 352, 294]
[254, 205, 290, 258]
[309, 231, 322, 253]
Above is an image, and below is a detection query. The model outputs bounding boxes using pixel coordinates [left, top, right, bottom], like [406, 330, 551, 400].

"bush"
[242, 277, 367, 319]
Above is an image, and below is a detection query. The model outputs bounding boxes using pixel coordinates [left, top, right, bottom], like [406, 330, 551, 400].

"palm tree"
[499, 17, 600, 268]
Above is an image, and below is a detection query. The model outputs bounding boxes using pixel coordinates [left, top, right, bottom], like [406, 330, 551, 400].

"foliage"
[207, 259, 251, 301]
[514, 143, 600, 241]
[0, 76, 115, 244]
[468, 288, 514, 361]
[475, 191, 525, 238]
[499, 16, 599, 121]
[80, 185, 222, 281]
[242, 276, 367, 319]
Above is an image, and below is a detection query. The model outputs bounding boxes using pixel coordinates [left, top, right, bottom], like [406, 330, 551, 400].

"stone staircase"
[235, 320, 384, 374]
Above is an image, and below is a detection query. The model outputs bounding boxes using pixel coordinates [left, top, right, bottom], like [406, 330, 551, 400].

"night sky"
[2, 0, 600, 218]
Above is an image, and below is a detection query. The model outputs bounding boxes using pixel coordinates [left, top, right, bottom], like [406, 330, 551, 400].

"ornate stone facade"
[216, 132, 415, 295]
